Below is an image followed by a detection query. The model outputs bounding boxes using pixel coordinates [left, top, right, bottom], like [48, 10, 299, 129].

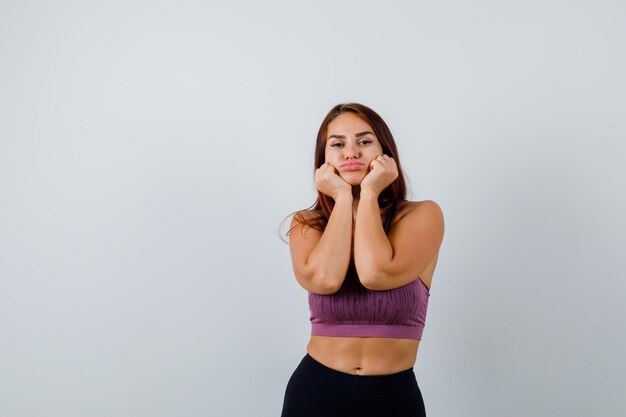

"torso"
[306, 200, 440, 376]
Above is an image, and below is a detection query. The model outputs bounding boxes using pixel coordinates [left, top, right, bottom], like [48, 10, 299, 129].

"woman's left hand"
[360, 154, 398, 196]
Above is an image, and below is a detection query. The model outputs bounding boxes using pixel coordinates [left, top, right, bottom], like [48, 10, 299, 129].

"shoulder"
[292, 209, 322, 224]
[289, 209, 324, 238]
[391, 200, 444, 231]
[396, 199, 443, 219]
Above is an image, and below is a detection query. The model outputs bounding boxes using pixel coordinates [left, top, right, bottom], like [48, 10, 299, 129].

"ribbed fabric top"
[307, 202, 430, 340]
[308, 269, 431, 340]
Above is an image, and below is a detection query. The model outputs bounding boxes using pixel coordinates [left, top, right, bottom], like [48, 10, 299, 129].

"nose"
[344, 142, 360, 159]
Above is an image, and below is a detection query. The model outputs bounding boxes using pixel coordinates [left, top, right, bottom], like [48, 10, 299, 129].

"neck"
[352, 185, 361, 201]
[351, 186, 361, 215]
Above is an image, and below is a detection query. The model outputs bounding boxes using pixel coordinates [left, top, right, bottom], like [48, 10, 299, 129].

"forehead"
[326, 112, 373, 136]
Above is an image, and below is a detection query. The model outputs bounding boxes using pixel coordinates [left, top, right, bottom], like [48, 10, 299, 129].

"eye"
[359, 139, 372, 145]
[329, 143, 343, 148]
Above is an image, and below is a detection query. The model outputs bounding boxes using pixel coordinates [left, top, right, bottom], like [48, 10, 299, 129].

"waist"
[293, 353, 419, 398]
[306, 335, 419, 376]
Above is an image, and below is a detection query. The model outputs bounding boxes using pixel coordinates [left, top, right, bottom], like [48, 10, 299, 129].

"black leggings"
[280, 353, 426, 417]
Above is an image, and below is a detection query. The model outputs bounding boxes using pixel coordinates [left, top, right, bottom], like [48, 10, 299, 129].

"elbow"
[354, 254, 388, 290]
[295, 269, 342, 295]
[361, 281, 382, 291]
[293, 258, 346, 294]
[312, 271, 343, 294]
[357, 269, 386, 291]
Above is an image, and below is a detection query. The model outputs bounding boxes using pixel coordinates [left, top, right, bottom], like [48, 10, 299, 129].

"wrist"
[359, 188, 380, 202]
[333, 189, 353, 202]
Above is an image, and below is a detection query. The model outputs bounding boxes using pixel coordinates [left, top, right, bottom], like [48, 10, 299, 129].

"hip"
[280, 353, 426, 417]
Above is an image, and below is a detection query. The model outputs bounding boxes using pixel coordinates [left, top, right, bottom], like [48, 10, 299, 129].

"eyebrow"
[327, 131, 375, 140]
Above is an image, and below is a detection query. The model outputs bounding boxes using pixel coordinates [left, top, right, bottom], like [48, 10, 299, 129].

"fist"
[360, 154, 398, 195]
[315, 162, 351, 199]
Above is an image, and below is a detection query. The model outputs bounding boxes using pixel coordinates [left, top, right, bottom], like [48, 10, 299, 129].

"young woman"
[280, 103, 445, 417]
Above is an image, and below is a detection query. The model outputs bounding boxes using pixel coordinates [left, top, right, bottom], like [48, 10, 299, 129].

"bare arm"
[289, 191, 353, 294]
[354, 194, 444, 290]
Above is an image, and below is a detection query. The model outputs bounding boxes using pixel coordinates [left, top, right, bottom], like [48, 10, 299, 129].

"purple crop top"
[308, 268, 431, 340]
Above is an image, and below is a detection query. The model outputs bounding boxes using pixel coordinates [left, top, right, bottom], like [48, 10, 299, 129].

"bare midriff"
[306, 335, 420, 376]
[305, 202, 438, 376]
[307, 251, 436, 376]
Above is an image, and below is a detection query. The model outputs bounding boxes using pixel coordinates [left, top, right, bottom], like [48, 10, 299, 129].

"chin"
[341, 173, 366, 186]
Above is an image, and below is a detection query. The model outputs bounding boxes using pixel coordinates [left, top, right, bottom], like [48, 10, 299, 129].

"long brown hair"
[285, 103, 408, 237]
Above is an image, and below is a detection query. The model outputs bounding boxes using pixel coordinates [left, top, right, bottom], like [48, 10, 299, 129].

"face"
[324, 112, 384, 186]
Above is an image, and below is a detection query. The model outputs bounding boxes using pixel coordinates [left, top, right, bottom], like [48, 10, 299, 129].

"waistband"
[311, 323, 423, 340]
[294, 353, 418, 398]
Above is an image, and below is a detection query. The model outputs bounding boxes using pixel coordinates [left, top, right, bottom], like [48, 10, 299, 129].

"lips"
[340, 161, 365, 168]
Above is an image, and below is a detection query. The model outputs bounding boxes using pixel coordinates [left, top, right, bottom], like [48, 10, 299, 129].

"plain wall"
[1, 1, 625, 416]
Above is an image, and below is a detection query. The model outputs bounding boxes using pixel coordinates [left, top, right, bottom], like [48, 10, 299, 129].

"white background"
[1, 1, 625, 416]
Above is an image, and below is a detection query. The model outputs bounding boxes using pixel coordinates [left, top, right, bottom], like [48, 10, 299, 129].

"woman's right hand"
[315, 162, 351, 200]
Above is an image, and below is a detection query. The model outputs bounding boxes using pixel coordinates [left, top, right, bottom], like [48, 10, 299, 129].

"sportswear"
[307, 203, 431, 340]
